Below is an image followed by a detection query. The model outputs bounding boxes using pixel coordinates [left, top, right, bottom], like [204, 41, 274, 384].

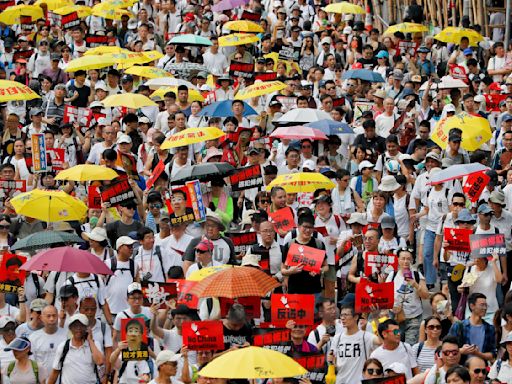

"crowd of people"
[0, 0, 512, 383]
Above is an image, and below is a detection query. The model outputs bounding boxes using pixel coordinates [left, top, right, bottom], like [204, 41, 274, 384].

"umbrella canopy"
[270, 126, 328, 141]
[384, 22, 428, 35]
[83, 46, 129, 56]
[434, 27, 484, 46]
[431, 112, 492, 152]
[171, 162, 236, 184]
[53, 4, 92, 17]
[266, 172, 336, 193]
[21, 246, 113, 275]
[224, 20, 265, 33]
[151, 87, 204, 103]
[277, 108, 332, 124]
[11, 189, 88, 222]
[212, 0, 249, 12]
[429, 163, 489, 185]
[306, 119, 353, 135]
[187, 265, 233, 281]
[342, 69, 385, 82]
[124, 66, 172, 79]
[11, 231, 84, 251]
[102, 93, 157, 109]
[35, 0, 73, 10]
[144, 77, 197, 90]
[91, 3, 132, 19]
[0, 5, 44, 24]
[64, 55, 117, 72]
[161, 127, 226, 150]
[169, 34, 212, 47]
[198, 100, 258, 117]
[219, 33, 260, 47]
[108, 52, 154, 67]
[419, 75, 469, 91]
[235, 81, 286, 100]
[54, 164, 118, 182]
[190, 266, 280, 298]
[0, 80, 40, 102]
[324, 1, 365, 14]
[198, 346, 307, 379]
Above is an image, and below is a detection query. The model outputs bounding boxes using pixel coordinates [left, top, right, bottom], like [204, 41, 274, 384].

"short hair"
[102, 149, 117, 162]
[227, 303, 246, 323]
[270, 186, 285, 197]
[412, 139, 428, 151]
[445, 366, 470, 383]
[386, 134, 399, 145]
[298, 213, 315, 227]
[363, 119, 376, 130]
[441, 335, 460, 347]
[0, 163, 15, 173]
[466, 58, 478, 67]
[285, 146, 300, 156]
[177, 85, 188, 92]
[468, 292, 486, 309]
[125, 318, 144, 333]
[419, 120, 431, 129]
[172, 189, 187, 200]
[336, 169, 350, 180]
[377, 319, 398, 338]
[137, 227, 154, 241]
[123, 113, 139, 124]
[164, 91, 176, 99]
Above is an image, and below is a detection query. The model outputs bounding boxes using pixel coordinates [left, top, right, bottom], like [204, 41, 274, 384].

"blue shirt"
[448, 319, 497, 357]
[468, 323, 485, 351]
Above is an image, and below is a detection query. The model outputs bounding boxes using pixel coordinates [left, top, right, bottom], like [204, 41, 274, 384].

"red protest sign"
[448, 63, 468, 81]
[141, 282, 178, 309]
[470, 233, 506, 259]
[100, 178, 136, 207]
[0, 0, 15, 10]
[0, 180, 26, 201]
[241, 10, 261, 21]
[269, 207, 296, 233]
[285, 243, 325, 274]
[120, 318, 149, 361]
[0, 253, 27, 293]
[229, 164, 263, 191]
[443, 227, 472, 252]
[63, 105, 92, 127]
[271, 294, 315, 326]
[355, 279, 394, 313]
[484, 94, 507, 112]
[364, 252, 398, 276]
[48, 148, 65, 171]
[168, 279, 199, 309]
[86, 34, 109, 47]
[88, 186, 101, 209]
[398, 40, 418, 56]
[145, 160, 165, 191]
[295, 353, 327, 383]
[252, 328, 290, 347]
[229, 61, 255, 80]
[361, 374, 406, 384]
[219, 297, 261, 320]
[164, 186, 197, 225]
[255, 72, 277, 82]
[226, 231, 257, 254]
[61, 11, 80, 29]
[463, 171, 490, 202]
[182, 320, 224, 351]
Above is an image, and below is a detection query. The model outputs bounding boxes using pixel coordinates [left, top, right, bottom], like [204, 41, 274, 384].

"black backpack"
[106, 257, 135, 285]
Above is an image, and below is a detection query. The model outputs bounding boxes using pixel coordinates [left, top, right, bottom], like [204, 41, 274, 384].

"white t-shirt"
[375, 113, 395, 138]
[52, 339, 97, 384]
[426, 188, 449, 232]
[488, 56, 507, 82]
[370, 343, 418, 380]
[86, 142, 114, 165]
[113, 307, 153, 333]
[0, 304, 19, 320]
[62, 274, 106, 318]
[104, 258, 136, 315]
[29, 327, 68, 373]
[387, 270, 425, 319]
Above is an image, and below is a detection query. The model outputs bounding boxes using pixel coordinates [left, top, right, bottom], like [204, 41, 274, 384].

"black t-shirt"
[223, 323, 253, 350]
[105, 220, 144, 248]
[353, 133, 386, 155]
[70, 84, 91, 108]
[357, 57, 378, 70]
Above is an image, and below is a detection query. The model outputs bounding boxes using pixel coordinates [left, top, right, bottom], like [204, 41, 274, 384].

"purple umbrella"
[212, 0, 249, 12]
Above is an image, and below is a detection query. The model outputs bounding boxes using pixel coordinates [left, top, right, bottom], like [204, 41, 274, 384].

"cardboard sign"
[463, 171, 490, 202]
[278, 46, 299, 62]
[62, 11, 80, 29]
[120, 318, 149, 361]
[63, 105, 92, 127]
[186, 180, 206, 223]
[444, 227, 472, 252]
[145, 160, 165, 191]
[229, 61, 255, 79]
[269, 207, 296, 233]
[229, 164, 263, 191]
[271, 294, 315, 326]
[141, 282, 177, 309]
[484, 93, 507, 112]
[255, 72, 277, 82]
[470, 233, 506, 259]
[364, 252, 398, 276]
[362, 374, 406, 384]
[355, 279, 394, 313]
[0, 180, 26, 201]
[398, 41, 418, 56]
[116, 151, 139, 181]
[285, 243, 325, 274]
[86, 34, 109, 48]
[169, 279, 199, 309]
[226, 231, 257, 254]
[449, 63, 468, 82]
[48, 148, 65, 171]
[354, 101, 374, 120]
[0, 253, 26, 293]
[295, 353, 327, 383]
[182, 320, 224, 351]
[253, 328, 290, 347]
[219, 297, 261, 320]
[31, 133, 47, 173]
[88, 185, 101, 209]
[100, 178, 135, 207]
[241, 10, 261, 21]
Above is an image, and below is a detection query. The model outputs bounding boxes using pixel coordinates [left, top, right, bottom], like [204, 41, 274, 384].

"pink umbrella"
[269, 126, 329, 141]
[21, 246, 113, 275]
[212, 0, 249, 12]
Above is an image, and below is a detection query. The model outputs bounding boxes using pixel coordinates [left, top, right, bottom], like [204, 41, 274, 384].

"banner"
[86, 34, 109, 48]
[20, 16, 33, 30]
[100, 178, 136, 207]
[253, 328, 290, 349]
[186, 180, 206, 223]
[169, 279, 199, 309]
[48, 148, 65, 171]
[88, 185, 101, 209]
[229, 61, 255, 79]
[141, 282, 177, 309]
[398, 41, 418, 56]
[362, 374, 406, 384]
[0, 180, 26, 201]
[353, 101, 374, 120]
[182, 320, 224, 350]
[255, 72, 277, 82]
[219, 297, 261, 320]
[364, 252, 398, 276]
[63, 105, 93, 127]
[295, 353, 327, 383]
[355, 279, 394, 313]
[241, 10, 261, 21]
[48, 12, 61, 27]
[484, 93, 507, 112]
[470, 233, 506, 259]
[226, 231, 257, 254]
[61, 11, 80, 29]
[271, 294, 315, 326]
[269, 207, 296, 233]
[285, 243, 325, 274]
[229, 164, 263, 191]
[444, 227, 472, 252]
[120, 318, 149, 361]
[463, 171, 489, 202]
[145, 160, 165, 190]
[0, 253, 27, 293]
[31, 133, 47, 173]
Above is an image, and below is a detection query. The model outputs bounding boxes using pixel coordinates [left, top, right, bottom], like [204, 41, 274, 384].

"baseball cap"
[156, 350, 181, 368]
[139, 116, 151, 124]
[269, 100, 282, 107]
[50, 53, 61, 61]
[380, 215, 396, 229]
[122, 74, 134, 83]
[463, 48, 473, 56]
[0, 316, 16, 329]
[30, 299, 48, 312]
[195, 239, 214, 252]
[82, 227, 108, 243]
[477, 203, 493, 215]
[94, 82, 107, 92]
[375, 50, 389, 59]
[503, 113, 512, 122]
[411, 75, 422, 83]
[127, 282, 143, 295]
[425, 152, 441, 163]
[358, 160, 374, 172]
[392, 69, 404, 80]
[454, 209, 476, 224]
[30, 108, 43, 117]
[320, 36, 332, 45]
[117, 134, 132, 145]
[302, 159, 316, 171]
[448, 133, 462, 142]
[489, 82, 502, 91]
[116, 235, 136, 249]
[69, 314, 88, 327]
[59, 285, 78, 299]
[445, 104, 456, 113]
[346, 212, 368, 225]
[89, 101, 104, 109]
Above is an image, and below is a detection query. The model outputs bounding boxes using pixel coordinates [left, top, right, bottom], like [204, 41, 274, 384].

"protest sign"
[48, 148, 65, 171]
[241, 10, 261, 21]
[285, 243, 326, 274]
[253, 328, 291, 351]
[444, 227, 472, 252]
[88, 186, 102, 209]
[145, 160, 165, 191]
[275, 95, 298, 111]
[31, 133, 47, 173]
[398, 41, 418, 56]
[0, 180, 26, 202]
[229, 61, 255, 79]
[0, 253, 26, 293]
[271, 294, 315, 326]
[61, 12, 80, 29]
[20, 16, 33, 30]
[269, 207, 296, 233]
[63, 105, 93, 127]
[278, 46, 298, 61]
[484, 94, 507, 112]
[226, 231, 257, 254]
[182, 320, 224, 351]
[186, 180, 206, 223]
[353, 101, 374, 120]
[141, 282, 177, 309]
[364, 252, 398, 276]
[355, 279, 394, 313]
[100, 178, 136, 207]
[470, 233, 506, 259]
[13, 49, 34, 63]
[463, 171, 490, 202]
[169, 279, 199, 309]
[229, 164, 264, 191]
[448, 64, 467, 81]
[362, 374, 406, 384]
[219, 297, 261, 320]
[120, 318, 149, 361]
[86, 34, 109, 48]
[255, 72, 277, 82]
[116, 151, 140, 181]
[295, 353, 327, 383]
[165, 185, 199, 225]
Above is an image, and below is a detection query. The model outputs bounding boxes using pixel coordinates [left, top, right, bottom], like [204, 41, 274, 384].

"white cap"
[127, 282, 143, 295]
[241, 254, 260, 268]
[116, 235, 136, 249]
[139, 116, 150, 124]
[302, 159, 316, 171]
[68, 313, 88, 327]
[343, 26, 352, 34]
[0, 316, 16, 328]
[200, 84, 211, 92]
[320, 36, 332, 45]
[156, 350, 181, 368]
[90, 101, 104, 109]
[358, 160, 374, 172]
[74, 45, 87, 53]
[474, 94, 485, 103]
[117, 134, 132, 145]
[82, 227, 108, 243]
[444, 103, 456, 113]
[94, 82, 107, 92]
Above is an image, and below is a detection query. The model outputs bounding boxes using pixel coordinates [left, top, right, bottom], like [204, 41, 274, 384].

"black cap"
[448, 134, 462, 142]
[256, 57, 266, 64]
[338, 293, 355, 307]
[122, 74, 133, 83]
[107, 68, 120, 77]
[59, 285, 79, 299]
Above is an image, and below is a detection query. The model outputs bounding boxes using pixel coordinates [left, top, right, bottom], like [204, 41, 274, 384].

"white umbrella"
[277, 108, 332, 124]
[419, 75, 469, 91]
[144, 77, 198, 90]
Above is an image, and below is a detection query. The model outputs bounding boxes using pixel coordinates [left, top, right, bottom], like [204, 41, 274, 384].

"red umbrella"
[269, 126, 329, 141]
[21, 246, 113, 275]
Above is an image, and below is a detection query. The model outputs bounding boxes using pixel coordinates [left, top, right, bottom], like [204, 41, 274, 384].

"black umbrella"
[171, 162, 236, 185]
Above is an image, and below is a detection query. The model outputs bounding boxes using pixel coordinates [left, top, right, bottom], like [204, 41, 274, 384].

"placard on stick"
[0, 253, 26, 293]
[120, 317, 149, 361]
[100, 178, 136, 207]
[271, 294, 314, 326]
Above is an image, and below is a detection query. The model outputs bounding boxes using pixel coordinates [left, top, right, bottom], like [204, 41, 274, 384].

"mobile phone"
[403, 268, 413, 280]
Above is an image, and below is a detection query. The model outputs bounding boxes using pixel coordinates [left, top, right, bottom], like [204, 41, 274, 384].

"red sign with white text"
[285, 243, 325, 274]
[463, 172, 490, 202]
[355, 279, 394, 313]
[168, 279, 199, 309]
[444, 227, 472, 252]
[269, 207, 296, 234]
[182, 320, 224, 351]
[364, 252, 398, 276]
[145, 160, 165, 191]
[271, 294, 315, 326]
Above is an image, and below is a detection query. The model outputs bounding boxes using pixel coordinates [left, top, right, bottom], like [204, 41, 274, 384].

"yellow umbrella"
[125, 66, 172, 79]
[198, 346, 307, 379]
[235, 80, 286, 100]
[384, 22, 428, 35]
[35, 0, 73, 10]
[0, 80, 40, 102]
[0, 5, 44, 25]
[434, 27, 484, 46]
[431, 112, 492, 152]
[53, 5, 92, 17]
[265, 172, 336, 193]
[161, 127, 226, 149]
[84, 46, 129, 56]
[11, 189, 88, 222]
[101, 0, 137, 8]
[102, 93, 157, 109]
[109, 52, 152, 66]
[54, 165, 118, 182]
[151, 86, 204, 102]
[224, 20, 264, 33]
[219, 33, 260, 47]
[64, 55, 117, 72]
[324, 1, 365, 14]
[187, 265, 233, 281]
[91, 4, 132, 20]
[143, 50, 164, 62]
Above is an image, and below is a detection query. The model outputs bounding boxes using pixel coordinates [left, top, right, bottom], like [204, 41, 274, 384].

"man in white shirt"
[202, 37, 229, 75]
[487, 42, 511, 82]
[375, 98, 397, 138]
[135, 227, 171, 283]
[86, 125, 116, 165]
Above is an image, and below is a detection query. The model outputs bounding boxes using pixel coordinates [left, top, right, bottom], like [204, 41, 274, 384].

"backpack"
[7, 360, 38, 381]
[391, 269, 421, 284]
[58, 339, 100, 384]
[68, 274, 100, 289]
[106, 256, 135, 285]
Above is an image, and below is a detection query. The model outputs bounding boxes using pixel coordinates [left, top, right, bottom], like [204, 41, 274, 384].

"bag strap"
[57, 339, 71, 384]
[155, 245, 166, 279]
[32, 273, 41, 298]
[416, 341, 424, 358]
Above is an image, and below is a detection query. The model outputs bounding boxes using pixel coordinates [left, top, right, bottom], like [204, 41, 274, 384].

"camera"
[142, 272, 152, 283]
[326, 325, 336, 337]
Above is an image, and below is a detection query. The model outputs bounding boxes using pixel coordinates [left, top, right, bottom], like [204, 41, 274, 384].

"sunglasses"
[472, 368, 486, 375]
[442, 349, 459, 356]
[0, 225, 9, 230]
[260, 200, 270, 204]
[426, 325, 442, 330]
[196, 249, 209, 254]
[366, 368, 383, 375]
[384, 329, 401, 335]
[150, 203, 162, 209]
[124, 205, 137, 210]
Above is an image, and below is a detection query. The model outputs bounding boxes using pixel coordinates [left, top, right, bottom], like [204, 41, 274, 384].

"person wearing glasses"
[418, 336, 462, 384]
[412, 316, 443, 373]
[27, 40, 51, 80]
[465, 356, 488, 384]
[361, 358, 384, 381]
[488, 333, 512, 383]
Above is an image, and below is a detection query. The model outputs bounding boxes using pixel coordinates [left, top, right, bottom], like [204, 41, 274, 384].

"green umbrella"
[169, 34, 212, 47]
[11, 231, 84, 251]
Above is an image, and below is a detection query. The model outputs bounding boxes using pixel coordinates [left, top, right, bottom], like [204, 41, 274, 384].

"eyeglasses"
[452, 202, 465, 207]
[326, 87, 336, 91]
[129, 295, 143, 301]
[150, 203, 162, 209]
[124, 244, 134, 249]
[384, 329, 401, 335]
[340, 312, 353, 318]
[442, 349, 459, 356]
[301, 225, 314, 230]
[196, 249, 208, 254]
[426, 324, 442, 330]
[301, 145, 312, 148]
[472, 368, 486, 375]
[366, 368, 383, 375]
[0, 225, 9, 230]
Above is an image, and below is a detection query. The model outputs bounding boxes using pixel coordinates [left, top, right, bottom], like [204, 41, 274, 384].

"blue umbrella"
[342, 69, 385, 83]
[306, 119, 353, 135]
[198, 100, 258, 117]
